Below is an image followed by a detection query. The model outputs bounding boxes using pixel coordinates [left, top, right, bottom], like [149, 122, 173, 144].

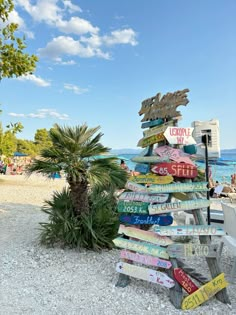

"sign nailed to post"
[164, 127, 196, 145]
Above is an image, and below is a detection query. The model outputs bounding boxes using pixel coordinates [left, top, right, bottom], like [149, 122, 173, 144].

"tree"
[16, 138, 37, 156]
[27, 124, 128, 216]
[34, 128, 52, 150]
[0, 0, 38, 80]
[1, 130, 17, 156]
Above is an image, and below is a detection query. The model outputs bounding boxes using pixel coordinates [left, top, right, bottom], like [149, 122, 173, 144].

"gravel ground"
[1, 175, 236, 315]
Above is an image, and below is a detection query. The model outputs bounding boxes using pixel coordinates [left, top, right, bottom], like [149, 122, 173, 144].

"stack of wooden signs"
[113, 89, 230, 310]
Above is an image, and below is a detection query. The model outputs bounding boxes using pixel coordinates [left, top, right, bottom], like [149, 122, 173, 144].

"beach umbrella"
[13, 152, 28, 157]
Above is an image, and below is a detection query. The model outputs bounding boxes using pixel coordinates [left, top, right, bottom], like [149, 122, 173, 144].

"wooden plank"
[151, 162, 198, 179]
[141, 118, 164, 129]
[125, 181, 148, 192]
[117, 201, 149, 214]
[116, 262, 175, 288]
[181, 273, 228, 310]
[118, 224, 173, 246]
[154, 145, 195, 165]
[119, 214, 173, 226]
[131, 155, 169, 164]
[113, 237, 169, 259]
[119, 191, 169, 203]
[167, 243, 218, 258]
[148, 199, 210, 215]
[139, 89, 189, 121]
[164, 127, 196, 145]
[137, 132, 166, 147]
[147, 182, 208, 193]
[153, 225, 225, 236]
[143, 121, 175, 138]
[129, 174, 173, 184]
[134, 163, 150, 174]
[120, 250, 172, 269]
[174, 268, 199, 294]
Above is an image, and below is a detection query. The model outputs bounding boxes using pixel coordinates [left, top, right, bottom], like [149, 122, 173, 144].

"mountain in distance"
[111, 148, 142, 155]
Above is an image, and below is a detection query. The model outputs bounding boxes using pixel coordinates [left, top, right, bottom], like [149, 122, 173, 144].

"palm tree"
[27, 124, 128, 216]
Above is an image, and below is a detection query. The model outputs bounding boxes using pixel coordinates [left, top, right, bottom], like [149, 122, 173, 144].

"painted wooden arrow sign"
[148, 199, 210, 215]
[151, 162, 198, 178]
[125, 181, 148, 192]
[153, 225, 225, 236]
[118, 224, 173, 246]
[117, 201, 149, 214]
[147, 182, 208, 193]
[164, 127, 196, 145]
[134, 163, 150, 174]
[154, 145, 195, 166]
[116, 262, 175, 288]
[141, 118, 164, 129]
[181, 273, 228, 310]
[119, 214, 173, 226]
[174, 268, 199, 294]
[120, 250, 172, 269]
[129, 174, 173, 184]
[143, 120, 175, 138]
[113, 237, 169, 259]
[119, 191, 169, 203]
[137, 132, 166, 147]
[131, 155, 170, 164]
[167, 243, 218, 258]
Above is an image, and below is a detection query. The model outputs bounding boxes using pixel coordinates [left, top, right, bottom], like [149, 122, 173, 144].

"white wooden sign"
[164, 127, 196, 145]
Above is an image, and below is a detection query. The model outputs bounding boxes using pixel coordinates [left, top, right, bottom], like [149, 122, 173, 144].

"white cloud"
[17, 74, 51, 87]
[9, 109, 70, 120]
[39, 36, 110, 60]
[102, 29, 138, 46]
[56, 16, 99, 35]
[54, 58, 76, 65]
[64, 83, 88, 95]
[63, 0, 82, 13]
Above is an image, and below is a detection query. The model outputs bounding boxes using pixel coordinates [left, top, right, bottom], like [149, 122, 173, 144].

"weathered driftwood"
[167, 259, 183, 309]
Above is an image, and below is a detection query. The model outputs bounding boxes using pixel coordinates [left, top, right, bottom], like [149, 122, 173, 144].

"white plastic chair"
[218, 202, 236, 282]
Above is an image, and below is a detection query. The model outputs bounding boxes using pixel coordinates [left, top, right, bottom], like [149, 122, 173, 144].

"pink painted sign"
[164, 127, 196, 145]
[120, 250, 172, 269]
[154, 145, 195, 166]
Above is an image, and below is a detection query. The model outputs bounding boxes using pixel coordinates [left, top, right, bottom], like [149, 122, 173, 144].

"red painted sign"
[174, 268, 198, 294]
[151, 162, 198, 178]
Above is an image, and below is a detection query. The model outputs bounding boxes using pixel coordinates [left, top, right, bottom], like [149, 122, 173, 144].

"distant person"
[120, 159, 129, 172]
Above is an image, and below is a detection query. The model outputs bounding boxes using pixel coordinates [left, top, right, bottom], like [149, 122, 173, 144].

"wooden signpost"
[113, 237, 169, 259]
[116, 262, 175, 288]
[129, 174, 173, 184]
[147, 182, 208, 193]
[141, 118, 164, 129]
[148, 199, 210, 215]
[119, 191, 169, 203]
[153, 225, 225, 236]
[117, 201, 148, 214]
[154, 145, 195, 165]
[143, 121, 174, 138]
[174, 268, 199, 294]
[118, 224, 173, 246]
[125, 181, 148, 192]
[131, 155, 169, 164]
[167, 243, 218, 258]
[164, 127, 196, 145]
[119, 214, 173, 226]
[120, 250, 172, 269]
[181, 273, 228, 310]
[134, 163, 150, 174]
[151, 162, 198, 179]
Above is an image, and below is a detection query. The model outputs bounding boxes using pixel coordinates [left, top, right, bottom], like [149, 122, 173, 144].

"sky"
[0, 0, 236, 150]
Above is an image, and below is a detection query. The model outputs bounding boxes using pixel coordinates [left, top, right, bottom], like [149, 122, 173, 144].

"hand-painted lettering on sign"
[151, 162, 198, 178]
[164, 127, 196, 145]
[119, 214, 173, 226]
[174, 268, 198, 294]
[167, 243, 218, 258]
[153, 225, 225, 236]
[147, 182, 208, 193]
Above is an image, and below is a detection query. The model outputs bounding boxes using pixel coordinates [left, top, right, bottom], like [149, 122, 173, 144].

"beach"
[1, 175, 236, 314]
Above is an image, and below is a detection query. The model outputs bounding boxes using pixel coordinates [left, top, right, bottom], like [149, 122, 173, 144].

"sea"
[120, 152, 236, 184]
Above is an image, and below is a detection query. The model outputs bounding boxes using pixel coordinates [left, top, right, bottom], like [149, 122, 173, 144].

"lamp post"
[202, 134, 211, 225]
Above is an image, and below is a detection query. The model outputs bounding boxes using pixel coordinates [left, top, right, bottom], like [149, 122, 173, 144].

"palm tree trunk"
[69, 180, 90, 216]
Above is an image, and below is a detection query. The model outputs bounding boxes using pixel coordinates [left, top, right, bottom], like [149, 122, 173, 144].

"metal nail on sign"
[118, 224, 173, 246]
[116, 262, 175, 288]
[164, 127, 196, 145]
[151, 162, 198, 178]
[181, 273, 228, 310]
[148, 199, 210, 215]
[120, 250, 172, 269]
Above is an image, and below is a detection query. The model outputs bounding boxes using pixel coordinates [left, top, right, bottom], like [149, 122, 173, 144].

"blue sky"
[1, 0, 235, 149]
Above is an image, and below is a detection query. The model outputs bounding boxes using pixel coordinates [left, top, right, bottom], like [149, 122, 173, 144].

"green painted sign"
[117, 201, 149, 214]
